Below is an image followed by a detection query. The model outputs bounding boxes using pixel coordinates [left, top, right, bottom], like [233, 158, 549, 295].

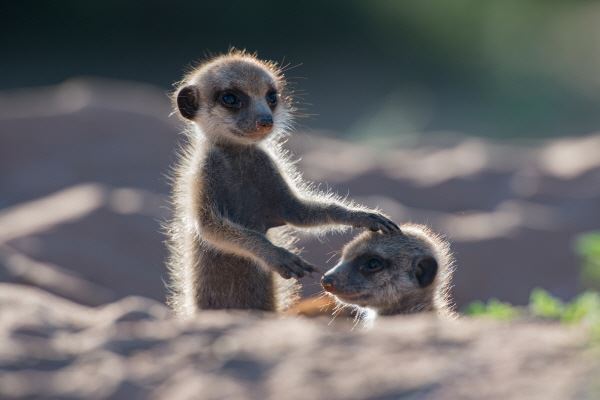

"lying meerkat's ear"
[177, 85, 199, 120]
[414, 256, 438, 288]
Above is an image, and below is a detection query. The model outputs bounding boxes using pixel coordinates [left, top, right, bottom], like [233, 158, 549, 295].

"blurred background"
[1, 1, 600, 309]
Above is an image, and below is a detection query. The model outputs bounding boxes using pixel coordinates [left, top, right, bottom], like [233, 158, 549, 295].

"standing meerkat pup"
[321, 224, 455, 318]
[167, 50, 399, 316]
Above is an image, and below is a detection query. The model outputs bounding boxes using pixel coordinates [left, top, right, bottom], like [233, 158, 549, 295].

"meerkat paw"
[354, 212, 400, 234]
[269, 248, 318, 279]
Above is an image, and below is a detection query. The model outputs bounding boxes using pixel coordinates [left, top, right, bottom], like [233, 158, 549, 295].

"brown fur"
[166, 50, 400, 316]
[322, 223, 456, 318]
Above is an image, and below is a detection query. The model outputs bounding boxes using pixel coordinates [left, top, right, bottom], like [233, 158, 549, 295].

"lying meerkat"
[166, 50, 399, 316]
[321, 224, 455, 317]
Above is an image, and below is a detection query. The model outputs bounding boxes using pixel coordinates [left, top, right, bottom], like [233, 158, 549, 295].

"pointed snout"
[256, 115, 273, 130]
[321, 273, 338, 293]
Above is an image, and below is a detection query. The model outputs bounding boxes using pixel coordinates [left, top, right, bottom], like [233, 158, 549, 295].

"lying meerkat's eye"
[361, 258, 384, 274]
[266, 91, 278, 107]
[220, 92, 241, 109]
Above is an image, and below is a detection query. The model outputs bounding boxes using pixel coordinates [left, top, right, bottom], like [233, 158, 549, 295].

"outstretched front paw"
[269, 248, 318, 280]
[355, 212, 400, 234]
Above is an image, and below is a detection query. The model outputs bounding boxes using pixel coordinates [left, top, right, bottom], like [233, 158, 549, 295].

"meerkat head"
[321, 224, 454, 315]
[174, 50, 291, 145]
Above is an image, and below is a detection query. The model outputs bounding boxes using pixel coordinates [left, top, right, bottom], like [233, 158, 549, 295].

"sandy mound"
[0, 283, 596, 400]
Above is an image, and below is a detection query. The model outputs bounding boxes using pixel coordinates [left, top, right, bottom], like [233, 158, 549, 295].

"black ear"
[414, 256, 438, 288]
[177, 85, 199, 120]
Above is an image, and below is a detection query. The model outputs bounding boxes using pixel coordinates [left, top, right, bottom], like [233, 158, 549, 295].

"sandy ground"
[1, 79, 600, 309]
[0, 283, 597, 400]
[1, 79, 600, 399]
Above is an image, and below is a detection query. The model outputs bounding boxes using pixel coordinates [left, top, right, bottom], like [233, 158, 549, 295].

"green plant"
[464, 298, 521, 320]
[529, 288, 564, 319]
[465, 289, 600, 341]
[575, 231, 600, 290]
[561, 291, 600, 324]
[464, 231, 600, 342]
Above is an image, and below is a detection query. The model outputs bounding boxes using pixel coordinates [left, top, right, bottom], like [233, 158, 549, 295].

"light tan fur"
[166, 50, 400, 316]
[322, 223, 456, 318]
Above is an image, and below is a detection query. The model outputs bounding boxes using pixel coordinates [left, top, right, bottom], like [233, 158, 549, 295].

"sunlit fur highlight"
[325, 223, 456, 321]
[165, 50, 398, 316]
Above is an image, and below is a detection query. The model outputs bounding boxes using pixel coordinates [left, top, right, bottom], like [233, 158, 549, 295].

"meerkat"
[320, 224, 455, 317]
[166, 50, 399, 316]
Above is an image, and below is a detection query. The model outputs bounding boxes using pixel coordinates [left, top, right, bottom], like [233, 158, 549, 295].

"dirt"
[0, 283, 597, 400]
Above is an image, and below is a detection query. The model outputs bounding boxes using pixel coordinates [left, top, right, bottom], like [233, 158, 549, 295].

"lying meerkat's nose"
[321, 275, 337, 292]
[256, 115, 273, 129]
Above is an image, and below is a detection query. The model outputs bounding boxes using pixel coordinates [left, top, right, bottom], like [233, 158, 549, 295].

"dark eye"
[220, 92, 241, 109]
[362, 258, 384, 274]
[266, 91, 278, 107]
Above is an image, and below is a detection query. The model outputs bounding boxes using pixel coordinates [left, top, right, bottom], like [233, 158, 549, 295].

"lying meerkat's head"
[321, 224, 454, 315]
[174, 50, 292, 145]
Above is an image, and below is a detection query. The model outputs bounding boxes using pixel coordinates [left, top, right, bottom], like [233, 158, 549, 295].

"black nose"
[321, 275, 336, 292]
[256, 115, 273, 128]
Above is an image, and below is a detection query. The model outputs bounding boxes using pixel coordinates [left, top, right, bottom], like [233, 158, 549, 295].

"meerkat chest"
[207, 147, 286, 230]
